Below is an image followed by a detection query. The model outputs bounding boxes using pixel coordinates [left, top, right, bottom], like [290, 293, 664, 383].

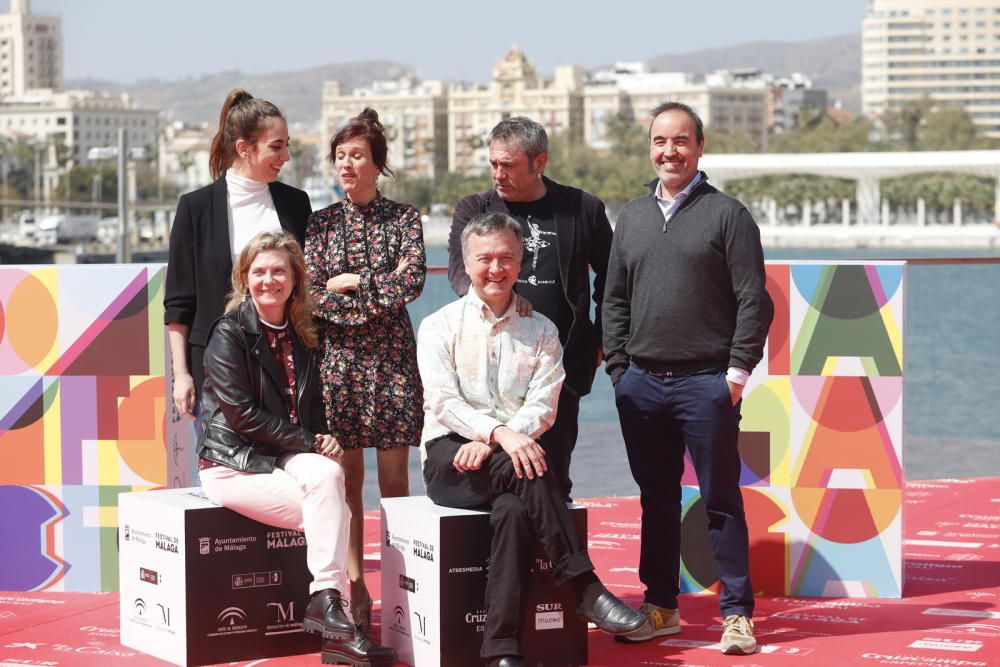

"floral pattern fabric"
[305, 193, 425, 450]
[263, 323, 298, 424]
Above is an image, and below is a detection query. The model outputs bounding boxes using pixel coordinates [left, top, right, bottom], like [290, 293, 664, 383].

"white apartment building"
[863, 0, 1000, 137]
[0, 89, 159, 164]
[584, 64, 770, 149]
[321, 77, 448, 180]
[582, 83, 628, 149]
[160, 121, 213, 193]
[0, 0, 61, 98]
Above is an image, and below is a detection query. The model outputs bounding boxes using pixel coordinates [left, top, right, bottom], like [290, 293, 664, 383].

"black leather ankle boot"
[320, 598, 396, 666]
[302, 588, 354, 640]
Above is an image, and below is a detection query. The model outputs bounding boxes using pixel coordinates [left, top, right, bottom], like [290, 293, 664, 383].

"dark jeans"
[423, 433, 593, 661]
[615, 364, 753, 618]
[539, 390, 580, 502]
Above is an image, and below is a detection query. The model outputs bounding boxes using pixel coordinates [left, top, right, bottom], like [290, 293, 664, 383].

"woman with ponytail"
[304, 107, 425, 665]
[164, 89, 311, 417]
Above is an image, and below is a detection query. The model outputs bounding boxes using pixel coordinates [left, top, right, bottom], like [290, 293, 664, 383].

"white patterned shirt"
[416, 290, 565, 449]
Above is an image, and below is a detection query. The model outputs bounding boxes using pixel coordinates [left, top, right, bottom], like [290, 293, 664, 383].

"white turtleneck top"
[225, 170, 282, 258]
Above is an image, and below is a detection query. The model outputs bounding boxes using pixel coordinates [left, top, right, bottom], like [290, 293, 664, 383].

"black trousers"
[539, 389, 580, 502]
[423, 433, 593, 661]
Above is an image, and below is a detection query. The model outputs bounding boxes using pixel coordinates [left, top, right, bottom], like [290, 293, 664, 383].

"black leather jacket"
[197, 299, 327, 473]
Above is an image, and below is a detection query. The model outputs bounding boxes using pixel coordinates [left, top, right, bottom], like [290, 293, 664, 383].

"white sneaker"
[721, 614, 756, 655]
[615, 603, 681, 643]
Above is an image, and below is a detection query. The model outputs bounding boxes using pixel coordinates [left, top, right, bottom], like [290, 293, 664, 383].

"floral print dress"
[304, 193, 425, 450]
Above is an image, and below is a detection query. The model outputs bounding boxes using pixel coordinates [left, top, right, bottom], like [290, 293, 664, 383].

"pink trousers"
[199, 452, 350, 596]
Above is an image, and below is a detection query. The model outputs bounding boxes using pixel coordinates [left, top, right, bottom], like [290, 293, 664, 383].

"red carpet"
[2, 478, 998, 666]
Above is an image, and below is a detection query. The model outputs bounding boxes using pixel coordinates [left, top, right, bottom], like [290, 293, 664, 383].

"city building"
[322, 48, 586, 177]
[322, 51, 807, 176]
[446, 48, 584, 174]
[321, 77, 448, 180]
[770, 75, 830, 133]
[584, 63, 771, 149]
[581, 80, 628, 150]
[0, 0, 160, 198]
[705, 68, 828, 133]
[161, 120, 213, 194]
[863, 0, 1000, 137]
[0, 0, 61, 98]
[0, 89, 159, 164]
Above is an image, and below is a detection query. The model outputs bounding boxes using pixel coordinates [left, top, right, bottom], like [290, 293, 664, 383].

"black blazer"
[198, 299, 326, 474]
[164, 176, 311, 349]
[447, 176, 613, 397]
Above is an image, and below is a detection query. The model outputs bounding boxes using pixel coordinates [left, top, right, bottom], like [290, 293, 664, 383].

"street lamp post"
[34, 147, 42, 222]
[117, 128, 129, 264]
[90, 128, 144, 263]
[1, 145, 8, 231]
[91, 173, 102, 217]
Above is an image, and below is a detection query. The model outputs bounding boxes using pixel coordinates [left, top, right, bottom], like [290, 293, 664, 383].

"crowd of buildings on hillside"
[0, 0, 830, 200]
[320, 49, 828, 179]
[0, 0, 159, 202]
[4, 0, 1000, 206]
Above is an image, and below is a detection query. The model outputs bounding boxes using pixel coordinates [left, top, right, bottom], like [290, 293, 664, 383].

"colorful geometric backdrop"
[679, 262, 905, 598]
[0, 262, 904, 596]
[0, 265, 175, 592]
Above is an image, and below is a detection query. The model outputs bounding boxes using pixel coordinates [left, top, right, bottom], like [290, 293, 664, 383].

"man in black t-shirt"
[448, 117, 613, 501]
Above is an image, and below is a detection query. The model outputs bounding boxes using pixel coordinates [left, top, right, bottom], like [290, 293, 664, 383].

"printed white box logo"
[908, 638, 983, 652]
[535, 611, 564, 630]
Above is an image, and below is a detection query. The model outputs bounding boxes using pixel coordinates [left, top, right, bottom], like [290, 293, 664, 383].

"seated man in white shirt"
[416, 212, 644, 667]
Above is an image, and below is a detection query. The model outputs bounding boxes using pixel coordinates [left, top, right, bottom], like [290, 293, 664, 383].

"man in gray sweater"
[602, 102, 773, 655]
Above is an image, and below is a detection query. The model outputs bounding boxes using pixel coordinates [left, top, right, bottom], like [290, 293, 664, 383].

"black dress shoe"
[321, 633, 397, 666]
[302, 589, 354, 640]
[488, 657, 524, 667]
[577, 591, 646, 635]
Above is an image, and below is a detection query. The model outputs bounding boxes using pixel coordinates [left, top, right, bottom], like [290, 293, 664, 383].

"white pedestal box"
[381, 496, 588, 667]
[118, 488, 318, 666]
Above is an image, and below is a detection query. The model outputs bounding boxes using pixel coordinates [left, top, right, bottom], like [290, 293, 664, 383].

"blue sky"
[24, 0, 868, 83]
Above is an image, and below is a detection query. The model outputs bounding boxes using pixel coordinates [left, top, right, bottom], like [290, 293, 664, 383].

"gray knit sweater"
[602, 175, 773, 385]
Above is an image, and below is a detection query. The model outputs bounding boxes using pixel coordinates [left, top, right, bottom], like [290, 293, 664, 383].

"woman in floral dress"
[304, 108, 425, 634]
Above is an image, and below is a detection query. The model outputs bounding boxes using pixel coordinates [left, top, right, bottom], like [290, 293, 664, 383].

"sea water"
[356, 245, 999, 506]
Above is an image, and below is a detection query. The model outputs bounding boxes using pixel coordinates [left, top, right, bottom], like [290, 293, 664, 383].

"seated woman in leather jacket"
[197, 231, 395, 666]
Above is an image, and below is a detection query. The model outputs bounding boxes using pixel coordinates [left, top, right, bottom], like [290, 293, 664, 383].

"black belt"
[632, 359, 724, 377]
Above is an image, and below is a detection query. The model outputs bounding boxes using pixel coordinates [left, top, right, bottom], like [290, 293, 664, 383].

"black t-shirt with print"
[506, 194, 572, 339]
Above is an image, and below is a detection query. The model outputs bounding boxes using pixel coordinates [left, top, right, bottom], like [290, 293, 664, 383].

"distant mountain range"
[65, 33, 861, 128]
[67, 61, 413, 130]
